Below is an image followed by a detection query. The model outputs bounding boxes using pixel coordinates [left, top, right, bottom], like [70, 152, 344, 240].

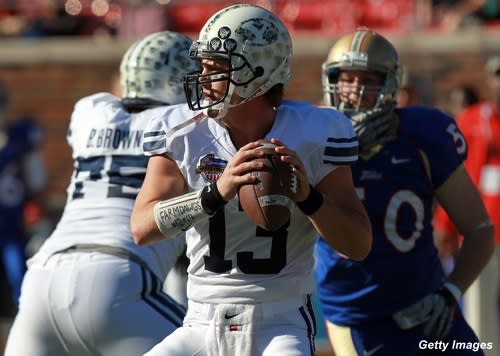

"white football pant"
[5, 251, 185, 356]
[144, 295, 316, 356]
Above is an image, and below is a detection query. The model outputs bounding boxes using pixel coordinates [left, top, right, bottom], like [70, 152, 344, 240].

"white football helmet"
[321, 28, 401, 116]
[120, 31, 199, 106]
[184, 4, 293, 119]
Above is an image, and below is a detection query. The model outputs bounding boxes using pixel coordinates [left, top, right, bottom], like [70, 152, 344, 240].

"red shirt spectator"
[434, 56, 500, 355]
[434, 59, 500, 246]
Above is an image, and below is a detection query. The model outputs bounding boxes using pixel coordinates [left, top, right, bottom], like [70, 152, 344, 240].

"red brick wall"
[0, 63, 119, 208]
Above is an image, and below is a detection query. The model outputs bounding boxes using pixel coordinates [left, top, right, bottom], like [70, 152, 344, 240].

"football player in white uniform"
[4, 31, 199, 356]
[131, 4, 372, 356]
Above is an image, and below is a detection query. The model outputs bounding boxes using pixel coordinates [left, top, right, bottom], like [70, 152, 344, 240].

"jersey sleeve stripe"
[327, 137, 358, 144]
[143, 140, 166, 154]
[324, 135, 358, 165]
[144, 130, 166, 138]
[325, 145, 358, 157]
[143, 128, 168, 155]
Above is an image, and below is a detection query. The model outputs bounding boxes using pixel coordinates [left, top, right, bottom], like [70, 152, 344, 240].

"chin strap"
[203, 82, 236, 119]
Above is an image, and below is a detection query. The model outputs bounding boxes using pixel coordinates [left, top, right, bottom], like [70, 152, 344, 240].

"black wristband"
[200, 182, 227, 216]
[297, 184, 324, 216]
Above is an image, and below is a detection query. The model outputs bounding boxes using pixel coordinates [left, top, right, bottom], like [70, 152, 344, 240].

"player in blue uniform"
[0, 82, 47, 315]
[0, 120, 45, 306]
[315, 29, 495, 355]
[0, 82, 48, 353]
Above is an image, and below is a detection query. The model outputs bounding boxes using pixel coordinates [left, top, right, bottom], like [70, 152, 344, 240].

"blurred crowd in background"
[0, 0, 499, 39]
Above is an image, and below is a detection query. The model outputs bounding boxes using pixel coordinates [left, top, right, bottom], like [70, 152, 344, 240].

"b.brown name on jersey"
[86, 128, 143, 149]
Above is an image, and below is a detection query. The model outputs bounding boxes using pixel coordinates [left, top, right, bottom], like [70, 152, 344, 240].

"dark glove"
[349, 105, 396, 159]
[393, 282, 462, 341]
[423, 283, 460, 340]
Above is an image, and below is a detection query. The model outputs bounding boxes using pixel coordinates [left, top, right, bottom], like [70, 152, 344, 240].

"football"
[238, 143, 296, 231]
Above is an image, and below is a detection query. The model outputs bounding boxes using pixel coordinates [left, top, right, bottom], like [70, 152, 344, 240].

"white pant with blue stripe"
[5, 251, 185, 356]
[145, 294, 316, 356]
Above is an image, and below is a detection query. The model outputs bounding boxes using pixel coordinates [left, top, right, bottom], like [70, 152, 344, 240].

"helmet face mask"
[185, 64, 231, 113]
[119, 31, 200, 106]
[325, 66, 387, 114]
[184, 4, 292, 119]
[184, 41, 263, 114]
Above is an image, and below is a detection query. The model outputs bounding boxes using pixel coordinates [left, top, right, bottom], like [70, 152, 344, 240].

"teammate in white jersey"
[4, 31, 200, 356]
[131, 5, 372, 356]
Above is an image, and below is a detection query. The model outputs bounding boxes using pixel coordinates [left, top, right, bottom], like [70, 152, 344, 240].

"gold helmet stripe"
[350, 30, 369, 53]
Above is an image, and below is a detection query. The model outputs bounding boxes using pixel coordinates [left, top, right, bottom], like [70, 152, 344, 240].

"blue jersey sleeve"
[398, 106, 467, 189]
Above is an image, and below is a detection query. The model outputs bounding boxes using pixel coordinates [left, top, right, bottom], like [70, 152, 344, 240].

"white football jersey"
[143, 100, 358, 303]
[36, 93, 190, 280]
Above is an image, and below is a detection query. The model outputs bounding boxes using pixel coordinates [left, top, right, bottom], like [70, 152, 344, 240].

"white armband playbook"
[153, 189, 209, 239]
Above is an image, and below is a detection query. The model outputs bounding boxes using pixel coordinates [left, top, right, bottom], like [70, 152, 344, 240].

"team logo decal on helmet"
[209, 27, 236, 53]
[223, 38, 237, 52]
[209, 37, 222, 51]
[218, 26, 231, 39]
[235, 18, 279, 45]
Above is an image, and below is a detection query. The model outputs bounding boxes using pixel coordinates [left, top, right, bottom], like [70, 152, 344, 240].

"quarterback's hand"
[270, 138, 310, 202]
[423, 284, 459, 340]
[216, 141, 269, 201]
